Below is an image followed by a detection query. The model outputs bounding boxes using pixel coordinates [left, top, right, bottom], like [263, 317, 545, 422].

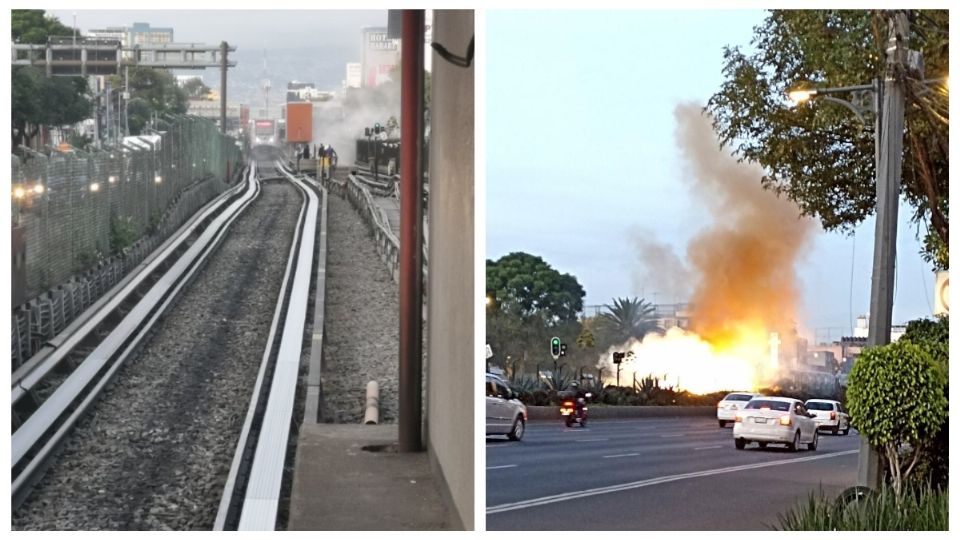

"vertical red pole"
[398, 9, 425, 452]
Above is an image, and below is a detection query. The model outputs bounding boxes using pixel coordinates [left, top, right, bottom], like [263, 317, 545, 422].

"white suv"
[485, 373, 528, 441]
[804, 399, 851, 435]
[717, 392, 761, 427]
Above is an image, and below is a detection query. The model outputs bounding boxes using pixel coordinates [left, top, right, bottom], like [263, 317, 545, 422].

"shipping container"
[285, 102, 313, 144]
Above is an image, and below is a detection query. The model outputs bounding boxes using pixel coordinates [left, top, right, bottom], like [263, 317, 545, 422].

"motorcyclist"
[566, 382, 587, 415]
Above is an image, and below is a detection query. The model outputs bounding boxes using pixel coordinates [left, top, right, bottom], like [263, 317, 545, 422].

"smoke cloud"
[673, 102, 815, 344]
[598, 104, 815, 393]
[629, 227, 692, 304]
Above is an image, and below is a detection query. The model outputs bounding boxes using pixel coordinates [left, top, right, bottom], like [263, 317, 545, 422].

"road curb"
[525, 405, 715, 420]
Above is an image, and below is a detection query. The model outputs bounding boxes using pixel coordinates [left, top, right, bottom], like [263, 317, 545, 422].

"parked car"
[733, 396, 818, 451]
[804, 399, 851, 435]
[486, 373, 528, 441]
[716, 392, 762, 427]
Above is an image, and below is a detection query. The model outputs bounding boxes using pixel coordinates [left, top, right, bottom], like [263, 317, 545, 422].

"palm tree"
[597, 297, 664, 345]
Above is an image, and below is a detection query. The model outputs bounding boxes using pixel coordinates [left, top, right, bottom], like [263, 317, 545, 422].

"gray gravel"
[12, 179, 301, 530]
[321, 191, 400, 424]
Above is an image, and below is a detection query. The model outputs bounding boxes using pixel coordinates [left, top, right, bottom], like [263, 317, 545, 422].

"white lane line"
[660, 433, 685, 438]
[487, 449, 858, 514]
[487, 464, 518, 470]
[603, 453, 640, 459]
[575, 438, 609, 442]
[695, 445, 723, 450]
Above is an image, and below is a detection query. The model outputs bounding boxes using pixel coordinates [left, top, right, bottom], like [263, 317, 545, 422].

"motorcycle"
[560, 392, 591, 427]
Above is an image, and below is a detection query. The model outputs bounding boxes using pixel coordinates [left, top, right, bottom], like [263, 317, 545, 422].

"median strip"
[486, 449, 858, 514]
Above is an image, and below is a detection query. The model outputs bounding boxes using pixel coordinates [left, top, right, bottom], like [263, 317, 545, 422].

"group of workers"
[296, 143, 338, 179]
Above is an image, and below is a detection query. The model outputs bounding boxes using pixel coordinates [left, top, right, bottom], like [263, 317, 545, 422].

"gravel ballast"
[13, 178, 301, 530]
[320, 192, 400, 424]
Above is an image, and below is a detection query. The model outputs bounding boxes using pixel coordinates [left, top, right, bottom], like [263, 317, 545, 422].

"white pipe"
[364, 381, 379, 425]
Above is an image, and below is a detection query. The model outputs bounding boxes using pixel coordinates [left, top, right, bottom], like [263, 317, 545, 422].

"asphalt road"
[486, 416, 861, 530]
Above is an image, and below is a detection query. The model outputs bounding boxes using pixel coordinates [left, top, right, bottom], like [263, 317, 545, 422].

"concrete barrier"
[526, 405, 715, 421]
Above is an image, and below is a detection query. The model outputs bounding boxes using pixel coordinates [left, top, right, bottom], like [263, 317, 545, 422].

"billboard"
[360, 27, 399, 88]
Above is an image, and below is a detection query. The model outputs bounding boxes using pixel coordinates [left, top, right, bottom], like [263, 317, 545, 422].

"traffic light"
[560, 343, 567, 357]
[374, 122, 382, 134]
[365, 127, 371, 137]
[613, 352, 623, 364]
[550, 337, 561, 359]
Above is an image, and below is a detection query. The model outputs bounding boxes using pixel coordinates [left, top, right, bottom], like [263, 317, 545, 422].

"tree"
[596, 297, 663, 347]
[846, 340, 947, 496]
[12, 9, 74, 44]
[486, 252, 585, 325]
[109, 67, 188, 135]
[707, 10, 948, 269]
[180, 77, 211, 99]
[486, 252, 586, 377]
[11, 10, 90, 150]
[12, 66, 91, 149]
[576, 319, 596, 349]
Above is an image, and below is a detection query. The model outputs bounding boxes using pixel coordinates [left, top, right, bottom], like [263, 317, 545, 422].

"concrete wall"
[425, 10, 474, 531]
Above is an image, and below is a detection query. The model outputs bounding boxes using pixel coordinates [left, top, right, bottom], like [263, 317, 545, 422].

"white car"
[804, 399, 851, 435]
[485, 373, 528, 441]
[733, 396, 819, 451]
[716, 392, 761, 427]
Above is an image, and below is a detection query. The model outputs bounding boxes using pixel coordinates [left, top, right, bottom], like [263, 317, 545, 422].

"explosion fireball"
[598, 104, 815, 394]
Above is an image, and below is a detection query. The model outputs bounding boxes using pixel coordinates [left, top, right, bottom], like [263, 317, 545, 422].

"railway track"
[11, 158, 327, 531]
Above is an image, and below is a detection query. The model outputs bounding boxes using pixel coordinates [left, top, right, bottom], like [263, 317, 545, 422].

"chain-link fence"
[11, 115, 244, 369]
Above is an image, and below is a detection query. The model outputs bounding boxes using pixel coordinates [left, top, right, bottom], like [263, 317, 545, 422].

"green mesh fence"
[10, 115, 244, 368]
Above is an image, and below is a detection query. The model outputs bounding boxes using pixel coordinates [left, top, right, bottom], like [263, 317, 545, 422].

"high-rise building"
[87, 22, 173, 47]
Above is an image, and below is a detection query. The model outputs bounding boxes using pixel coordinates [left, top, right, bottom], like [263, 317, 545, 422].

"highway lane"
[486, 416, 860, 530]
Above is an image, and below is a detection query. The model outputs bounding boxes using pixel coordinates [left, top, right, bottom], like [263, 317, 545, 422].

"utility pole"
[860, 10, 909, 490]
[220, 41, 228, 135]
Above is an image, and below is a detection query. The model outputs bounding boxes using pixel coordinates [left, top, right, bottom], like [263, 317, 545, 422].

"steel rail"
[235, 161, 318, 530]
[11, 167, 261, 509]
[213, 161, 308, 530]
[12, 175, 249, 406]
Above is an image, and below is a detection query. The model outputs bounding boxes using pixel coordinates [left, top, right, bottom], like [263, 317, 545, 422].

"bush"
[846, 340, 947, 495]
[776, 484, 947, 531]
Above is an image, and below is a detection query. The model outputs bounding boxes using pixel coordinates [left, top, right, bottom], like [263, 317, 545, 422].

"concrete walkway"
[287, 424, 453, 530]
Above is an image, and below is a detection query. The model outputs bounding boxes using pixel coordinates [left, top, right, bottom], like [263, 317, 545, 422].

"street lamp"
[787, 13, 947, 490]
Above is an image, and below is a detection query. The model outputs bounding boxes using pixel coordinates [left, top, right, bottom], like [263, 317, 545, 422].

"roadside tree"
[707, 10, 948, 269]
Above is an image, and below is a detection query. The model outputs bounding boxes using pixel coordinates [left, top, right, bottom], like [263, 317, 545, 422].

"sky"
[486, 10, 938, 343]
[47, 9, 385, 52]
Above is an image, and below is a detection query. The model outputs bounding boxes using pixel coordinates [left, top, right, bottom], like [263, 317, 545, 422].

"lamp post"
[787, 12, 947, 490]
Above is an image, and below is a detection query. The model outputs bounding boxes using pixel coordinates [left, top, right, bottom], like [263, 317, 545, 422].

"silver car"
[485, 373, 528, 441]
[804, 399, 851, 435]
[733, 396, 818, 451]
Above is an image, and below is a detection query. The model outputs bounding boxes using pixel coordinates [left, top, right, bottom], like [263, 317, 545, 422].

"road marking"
[603, 453, 640, 459]
[660, 433, 685, 438]
[575, 438, 609, 442]
[486, 449, 858, 514]
[695, 445, 722, 450]
[487, 464, 518, 470]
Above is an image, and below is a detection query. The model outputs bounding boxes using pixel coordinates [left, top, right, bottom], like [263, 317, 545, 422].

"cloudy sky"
[486, 10, 937, 342]
[47, 9, 386, 51]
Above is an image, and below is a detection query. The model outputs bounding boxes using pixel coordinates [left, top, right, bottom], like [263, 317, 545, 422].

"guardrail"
[346, 173, 401, 282]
